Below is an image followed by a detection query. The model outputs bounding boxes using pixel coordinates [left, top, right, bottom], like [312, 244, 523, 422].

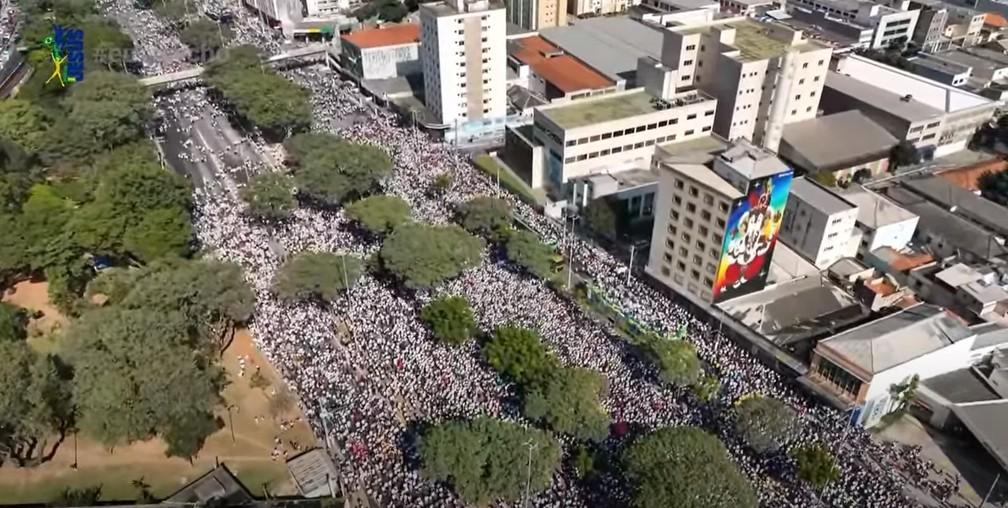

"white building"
[419, 0, 507, 129]
[779, 178, 860, 269]
[506, 0, 567, 30]
[788, 0, 919, 49]
[661, 18, 833, 151]
[646, 140, 794, 303]
[567, 0, 627, 16]
[304, 0, 347, 16]
[840, 185, 919, 257]
[340, 24, 421, 81]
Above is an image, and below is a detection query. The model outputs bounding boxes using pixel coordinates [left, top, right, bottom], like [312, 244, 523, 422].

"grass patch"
[474, 155, 537, 206]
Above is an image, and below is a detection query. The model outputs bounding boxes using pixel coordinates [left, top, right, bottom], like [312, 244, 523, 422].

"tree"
[504, 229, 556, 279]
[623, 427, 757, 508]
[377, 0, 408, 21]
[457, 196, 512, 239]
[17, 185, 74, 270]
[153, 0, 188, 23]
[691, 373, 720, 402]
[0, 302, 28, 342]
[484, 325, 558, 388]
[69, 307, 225, 456]
[94, 153, 192, 219]
[637, 335, 702, 387]
[420, 295, 477, 345]
[64, 71, 152, 153]
[419, 417, 561, 504]
[379, 223, 484, 289]
[123, 207, 193, 262]
[734, 395, 795, 453]
[523, 367, 609, 441]
[286, 134, 392, 206]
[180, 19, 222, 61]
[584, 197, 622, 239]
[345, 195, 411, 235]
[241, 173, 296, 221]
[979, 169, 1008, 206]
[0, 341, 72, 467]
[51, 486, 102, 507]
[82, 18, 134, 71]
[431, 173, 453, 195]
[0, 100, 48, 153]
[791, 442, 840, 490]
[889, 140, 920, 169]
[273, 252, 363, 302]
[810, 171, 837, 188]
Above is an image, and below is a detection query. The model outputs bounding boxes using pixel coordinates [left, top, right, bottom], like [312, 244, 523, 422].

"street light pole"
[523, 439, 537, 508]
[226, 404, 237, 443]
[626, 243, 636, 286]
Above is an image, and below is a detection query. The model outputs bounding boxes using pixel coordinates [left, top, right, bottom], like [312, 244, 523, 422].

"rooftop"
[912, 53, 972, 75]
[341, 23, 420, 49]
[421, 0, 504, 16]
[818, 304, 973, 375]
[903, 175, 1008, 238]
[781, 111, 898, 172]
[716, 139, 792, 180]
[936, 263, 983, 288]
[986, 12, 1008, 28]
[287, 448, 340, 497]
[829, 257, 871, 278]
[825, 71, 943, 123]
[920, 368, 999, 404]
[951, 400, 1008, 472]
[508, 36, 614, 93]
[540, 17, 664, 81]
[655, 134, 730, 164]
[664, 162, 745, 199]
[840, 185, 918, 228]
[886, 186, 1008, 259]
[833, 54, 995, 115]
[790, 177, 857, 215]
[672, 18, 824, 61]
[870, 246, 935, 272]
[538, 89, 700, 129]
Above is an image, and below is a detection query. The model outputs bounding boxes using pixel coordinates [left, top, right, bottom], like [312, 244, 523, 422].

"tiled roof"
[510, 36, 614, 93]
[342, 23, 420, 49]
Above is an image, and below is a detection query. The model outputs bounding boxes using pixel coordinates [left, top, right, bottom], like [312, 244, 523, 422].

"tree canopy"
[286, 133, 392, 206]
[241, 172, 296, 221]
[623, 426, 757, 508]
[979, 169, 1008, 207]
[0, 100, 47, 154]
[273, 252, 362, 303]
[419, 295, 477, 345]
[484, 325, 558, 389]
[206, 45, 312, 139]
[524, 367, 609, 442]
[345, 194, 411, 235]
[637, 336, 702, 387]
[791, 442, 840, 490]
[734, 395, 795, 453]
[0, 340, 71, 466]
[457, 196, 512, 239]
[180, 19, 223, 61]
[889, 140, 920, 169]
[379, 223, 483, 289]
[51, 71, 153, 160]
[584, 197, 623, 239]
[0, 302, 29, 342]
[504, 230, 556, 279]
[419, 417, 561, 505]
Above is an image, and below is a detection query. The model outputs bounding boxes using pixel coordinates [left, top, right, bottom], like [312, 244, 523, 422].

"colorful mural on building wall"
[711, 170, 793, 302]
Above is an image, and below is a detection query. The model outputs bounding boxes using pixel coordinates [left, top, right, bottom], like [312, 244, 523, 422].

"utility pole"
[566, 216, 578, 290]
[523, 439, 537, 508]
[626, 242, 636, 286]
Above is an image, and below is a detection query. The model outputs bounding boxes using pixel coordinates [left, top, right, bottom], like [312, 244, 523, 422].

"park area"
[0, 281, 316, 503]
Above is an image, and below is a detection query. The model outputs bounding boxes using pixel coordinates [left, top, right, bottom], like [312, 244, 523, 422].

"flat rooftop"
[342, 23, 420, 49]
[825, 71, 943, 123]
[655, 134, 730, 164]
[421, 0, 505, 16]
[886, 186, 1008, 259]
[901, 175, 1008, 237]
[921, 369, 999, 404]
[951, 400, 1008, 472]
[781, 111, 898, 172]
[913, 54, 972, 75]
[508, 36, 614, 93]
[840, 185, 918, 228]
[540, 17, 663, 81]
[538, 90, 663, 129]
[818, 304, 973, 375]
[664, 162, 744, 199]
[790, 177, 856, 215]
[834, 54, 994, 114]
[716, 139, 791, 180]
[673, 19, 824, 61]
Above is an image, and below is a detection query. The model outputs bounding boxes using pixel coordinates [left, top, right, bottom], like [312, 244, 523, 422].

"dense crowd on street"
[38, 0, 971, 505]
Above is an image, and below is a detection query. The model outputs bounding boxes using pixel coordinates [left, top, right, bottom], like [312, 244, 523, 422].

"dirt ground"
[0, 283, 317, 504]
[2, 280, 69, 338]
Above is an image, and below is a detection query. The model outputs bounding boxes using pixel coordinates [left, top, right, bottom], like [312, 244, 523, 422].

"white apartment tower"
[507, 0, 567, 29]
[660, 18, 833, 152]
[420, 0, 507, 127]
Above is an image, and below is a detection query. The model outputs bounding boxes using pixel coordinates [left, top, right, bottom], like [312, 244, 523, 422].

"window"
[687, 113, 697, 120]
[693, 255, 702, 265]
[699, 225, 708, 236]
[679, 247, 689, 257]
[668, 225, 677, 235]
[590, 135, 601, 142]
[602, 132, 612, 140]
[685, 217, 694, 228]
[686, 44, 696, 50]
[648, 123, 658, 130]
[691, 269, 701, 280]
[713, 234, 722, 245]
[675, 179, 685, 189]
[704, 277, 714, 287]
[681, 232, 691, 242]
[701, 210, 711, 220]
[799, 78, 805, 84]
[795, 94, 801, 100]
[677, 261, 686, 271]
[686, 203, 696, 213]
[705, 110, 714, 116]
[682, 75, 691, 81]
[802, 62, 808, 68]
[683, 59, 693, 66]
[696, 240, 705, 251]
[702, 126, 711, 132]
[673, 195, 683, 205]
[689, 186, 699, 197]
[663, 252, 673, 263]
[661, 266, 671, 277]
[717, 217, 726, 228]
[658, 120, 669, 127]
[685, 129, 695, 136]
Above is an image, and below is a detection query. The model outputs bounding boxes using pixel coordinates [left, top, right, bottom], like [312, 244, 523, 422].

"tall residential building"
[646, 140, 794, 303]
[568, 0, 626, 16]
[661, 18, 833, 151]
[506, 0, 567, 30]
[420, 0, 507, 127]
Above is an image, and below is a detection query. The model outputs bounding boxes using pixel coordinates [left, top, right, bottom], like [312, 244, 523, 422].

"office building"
[646, 140, 794, 303]
[567, 0, 627, 16]
[419, 0, 508, 128]
[660, 19, 833, 152]
[779, 178, 861, 269]
[341, 24, 421, 81]
[821, 54, 997, 158]
[787, 0, 919, 49]
[910, 0, 950, 52]
[841, 184, 919, 256]
[779, 111, 898, 180]
[506, 0, 567, 30]
[529, 87, 718, 190]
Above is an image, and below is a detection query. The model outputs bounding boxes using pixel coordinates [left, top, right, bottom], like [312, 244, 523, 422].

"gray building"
[910, 52, 972, 85]
[779, 178, 861, 268]
[909, 0, 949, 53]
[779, 110, 899, 180]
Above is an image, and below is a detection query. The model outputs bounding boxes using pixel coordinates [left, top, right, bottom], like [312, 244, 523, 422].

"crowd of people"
[87, 0, 971, 505]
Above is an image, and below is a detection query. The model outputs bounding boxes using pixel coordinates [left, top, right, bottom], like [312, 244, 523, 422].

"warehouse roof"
[508, 36, 614, 93]
[540, 17, 664, 81]
[781, 111, 898, 173]
[341, 23, 420, 49]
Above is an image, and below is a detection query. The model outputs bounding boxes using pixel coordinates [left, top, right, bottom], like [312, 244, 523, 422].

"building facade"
[910, 1, 949, 53]
[340, 24, 421, 81]
[506, 0, 567, 29]
[788, 0, 919, 49]
[420, 0, 508, 127]
[646, 140, 794, 303]
[840, 185, 919, 256]
[779, 178, 860, 269]
[567, 0, 626, 15]
[661, 18, 833, 152]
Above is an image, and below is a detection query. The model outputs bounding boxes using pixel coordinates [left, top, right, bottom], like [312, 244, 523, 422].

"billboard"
[711, 170, 793, 303]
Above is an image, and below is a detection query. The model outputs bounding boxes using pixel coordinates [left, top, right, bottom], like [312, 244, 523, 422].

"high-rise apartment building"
[660, 18, 832, 151]
[646, 140, 794, 303]
[507, 0, 567, 30]
[909, 0, 949, 52]
[420, 0, 507, 127]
